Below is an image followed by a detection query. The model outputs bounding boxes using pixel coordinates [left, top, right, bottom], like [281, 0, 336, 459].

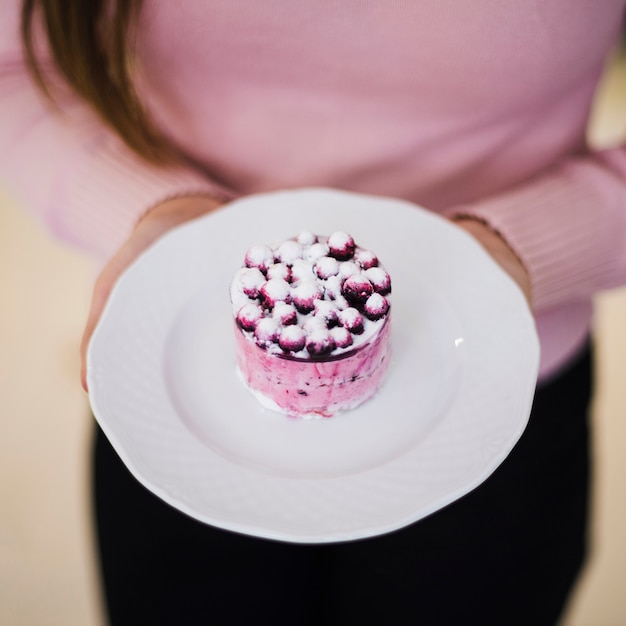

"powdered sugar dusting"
[231, 231, 391, 359]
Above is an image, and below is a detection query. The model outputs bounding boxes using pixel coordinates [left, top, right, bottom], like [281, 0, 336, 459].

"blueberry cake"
[230, 231, 392, 418]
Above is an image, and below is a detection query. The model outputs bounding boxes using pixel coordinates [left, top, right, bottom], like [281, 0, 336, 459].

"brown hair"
[21, 0, 176, 164]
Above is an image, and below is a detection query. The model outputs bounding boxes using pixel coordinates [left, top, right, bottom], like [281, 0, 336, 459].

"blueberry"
[266, 263, 292, 282]
[276, 240, 303, 266]
[254, 318, 281, 346]
[259, 278, 291, 309]
[292, 281, 322, 314]
[306, 329, 336, 356]
[303, 315, 328, 335]
[272, 302, 298, 325]
[313, 300, 339, 327]
[338, 261, 360, 280]
[364, 267, 391, 295]
[238, 267, 266, 299]
[323, 275, 343, 300]
[244, 245, 274, 272]
[304, 242, 330, 262]
[279, 325, 306, 353]
[297, 231, 317, 246]
[338, 307, 365, 334]
[291, 258, 315, 283]
[327, 232, 356, 261]
[314, 256, 340, 279]
[363, 293, 390, 321]
[236, 303, 263, 331]
[342, 274, 374, 307]
[354, 248, 379, 270]
[330, 326, 353, 349]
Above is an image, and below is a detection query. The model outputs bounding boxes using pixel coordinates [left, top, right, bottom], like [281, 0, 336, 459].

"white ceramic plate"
[87, 188, 539, 543]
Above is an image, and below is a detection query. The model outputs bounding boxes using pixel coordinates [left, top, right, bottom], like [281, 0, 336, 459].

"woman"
[2, 1, 625, 624]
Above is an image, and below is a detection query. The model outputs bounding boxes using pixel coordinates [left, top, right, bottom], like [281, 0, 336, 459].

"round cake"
[230, 231, 392, 418]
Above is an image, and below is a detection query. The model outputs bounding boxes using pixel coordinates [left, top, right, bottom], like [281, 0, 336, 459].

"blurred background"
[1, 47, 626, 626]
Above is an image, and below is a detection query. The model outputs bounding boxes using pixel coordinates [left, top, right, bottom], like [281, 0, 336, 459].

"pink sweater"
[2, 1, 626, 381]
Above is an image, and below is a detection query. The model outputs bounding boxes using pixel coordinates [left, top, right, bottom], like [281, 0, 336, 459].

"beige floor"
[2, 54, 626, 626]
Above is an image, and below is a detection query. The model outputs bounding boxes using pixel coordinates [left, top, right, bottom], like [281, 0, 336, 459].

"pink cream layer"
[234, 317, 392, 418]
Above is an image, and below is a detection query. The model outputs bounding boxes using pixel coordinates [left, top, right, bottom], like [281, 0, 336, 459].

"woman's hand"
[453, 217, 532, 307]
[79, 194, 225, 391]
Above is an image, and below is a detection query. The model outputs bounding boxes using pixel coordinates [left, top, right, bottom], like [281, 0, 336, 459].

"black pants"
[93, 346, 592, 626]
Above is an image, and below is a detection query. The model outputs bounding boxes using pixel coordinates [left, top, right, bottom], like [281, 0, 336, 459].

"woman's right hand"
[79, 194, 226, 391]
[453, 216, 532, 308]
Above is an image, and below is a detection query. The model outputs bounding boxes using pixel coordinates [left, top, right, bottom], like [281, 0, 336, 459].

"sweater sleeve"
[447, 148, 626, 313]
[0, 2, 236, 262]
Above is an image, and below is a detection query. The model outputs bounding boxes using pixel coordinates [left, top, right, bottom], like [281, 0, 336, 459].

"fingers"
[80, 195, 226, 392]
[79, 241, 140, 391]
